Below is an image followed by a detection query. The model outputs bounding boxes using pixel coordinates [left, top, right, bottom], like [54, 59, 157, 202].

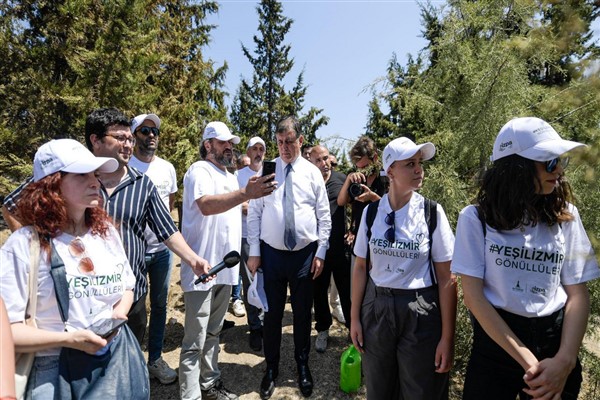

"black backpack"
[364, 198, 438, 285]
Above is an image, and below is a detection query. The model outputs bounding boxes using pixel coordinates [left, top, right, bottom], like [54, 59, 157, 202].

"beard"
[210, 147, 234, 168]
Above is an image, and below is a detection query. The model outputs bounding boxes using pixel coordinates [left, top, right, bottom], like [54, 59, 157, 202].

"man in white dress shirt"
[179, 122, 276, 400]
[247, 116, 332, 399]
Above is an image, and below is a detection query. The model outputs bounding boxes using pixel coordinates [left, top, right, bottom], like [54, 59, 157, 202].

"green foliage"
[0, 0, 227, 198]
[229, 0, 328, 156]
[365, 0, 600, 396]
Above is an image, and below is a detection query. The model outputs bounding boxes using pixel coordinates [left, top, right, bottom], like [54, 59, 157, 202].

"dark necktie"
[284, 163, 297, 250]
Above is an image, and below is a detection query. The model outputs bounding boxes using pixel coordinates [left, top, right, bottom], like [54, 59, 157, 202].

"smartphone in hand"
[261, 161, 276, 182]
[88, 318, 127, 339]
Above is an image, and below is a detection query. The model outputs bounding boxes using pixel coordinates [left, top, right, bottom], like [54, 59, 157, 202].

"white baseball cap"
[247, 136, 266, 149]
[492, 117, 587, 162]
[383, 137, 436, 172]
[131, 113, 161, 133]
[33, 139, 118, 182]
[203, 121, 240, 144]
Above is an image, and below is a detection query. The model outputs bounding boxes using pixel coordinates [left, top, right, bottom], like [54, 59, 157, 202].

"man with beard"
[308, 145, 351, 353]
[128, 113, 178, 384]
[179, 122, 276, 400]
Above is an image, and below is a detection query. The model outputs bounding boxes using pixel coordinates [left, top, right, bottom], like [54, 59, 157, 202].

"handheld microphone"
[194, 250, 241, 285]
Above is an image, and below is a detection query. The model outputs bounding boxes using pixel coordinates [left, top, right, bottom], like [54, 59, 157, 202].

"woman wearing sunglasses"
[452, 117, 599, 400]
[0, 139, 144, 399]
[350, 137, 457, 399]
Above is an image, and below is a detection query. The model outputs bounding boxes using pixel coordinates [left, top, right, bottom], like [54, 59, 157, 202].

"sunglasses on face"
[384, 211, 395, 242]
[545, 157, 569, 173]
[137, 126, 160, 136]
[68, 238, 95, 275]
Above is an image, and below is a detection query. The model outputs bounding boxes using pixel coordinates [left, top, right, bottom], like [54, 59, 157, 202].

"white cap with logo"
[383, 137, 436, 173]
[131, 113, 161, 133]
[33, 139, 118, 182]
[247, 136, 266, 149]
[492, 117, 586, 162]
[203, 121, 240, 144]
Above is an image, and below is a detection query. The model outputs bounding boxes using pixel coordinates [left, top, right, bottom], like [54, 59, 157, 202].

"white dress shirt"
[247, 156, 331, 260]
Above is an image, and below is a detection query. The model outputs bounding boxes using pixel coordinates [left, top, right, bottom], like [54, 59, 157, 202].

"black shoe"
[222, 319, 235, 330]
[297, 364, 313, 397]
[249, 328, 263, 352]
[259, 368, 278, 399]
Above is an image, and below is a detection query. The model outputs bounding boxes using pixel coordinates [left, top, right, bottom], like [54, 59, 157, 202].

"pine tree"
[0, 0, 227, 194]
[230, 0, 327, 150]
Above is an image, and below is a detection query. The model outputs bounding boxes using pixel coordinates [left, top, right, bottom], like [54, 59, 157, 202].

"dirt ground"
[146, 256, 365, 400]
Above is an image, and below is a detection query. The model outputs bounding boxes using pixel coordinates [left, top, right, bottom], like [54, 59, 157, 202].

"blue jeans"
[240, 238, 262, 331]
[26, 356, 60, 400]
[231, 275, 242, 302]
[146, 249, 172, 363]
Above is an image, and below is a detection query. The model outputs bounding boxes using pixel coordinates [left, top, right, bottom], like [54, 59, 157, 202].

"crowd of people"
[0, 111, 598, 400]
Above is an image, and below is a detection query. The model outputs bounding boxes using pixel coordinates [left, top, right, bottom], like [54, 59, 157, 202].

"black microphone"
[194, 250, 241, 285]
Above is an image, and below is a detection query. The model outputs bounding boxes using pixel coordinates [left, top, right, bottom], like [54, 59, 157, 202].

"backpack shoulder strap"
[475, 205, 487, 237]
[364, 199, 380, 277]
[424, 198, 438, 285]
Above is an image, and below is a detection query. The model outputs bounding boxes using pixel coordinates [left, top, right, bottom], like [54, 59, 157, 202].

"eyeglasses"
[68, 238, 95, 275]
[136, 126, 160, 136]
[545, 157, 569, 173]
[106, 134, 136, 145]
[384, 211, 395, 242]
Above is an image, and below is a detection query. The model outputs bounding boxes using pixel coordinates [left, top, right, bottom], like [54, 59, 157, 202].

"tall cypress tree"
[230, 0, 327, 147]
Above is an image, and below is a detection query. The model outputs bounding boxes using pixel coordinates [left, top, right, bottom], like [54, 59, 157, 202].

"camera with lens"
[348, 182, 364, 199]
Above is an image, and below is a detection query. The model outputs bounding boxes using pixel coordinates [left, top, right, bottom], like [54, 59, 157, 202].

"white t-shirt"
[129, 155, 178, 253]
[353, 192, 454, 289]
[180, 161, 241, 291]
[0, 225, 136, 356]
[237, 166, 260, 238]
[451, 204, 600, 317]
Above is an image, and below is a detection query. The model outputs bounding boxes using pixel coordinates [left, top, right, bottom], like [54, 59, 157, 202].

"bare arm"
[168, 193, 176, 211]
[1, 298, 15, 398]
[522, 283, 590, 399]
[434, 261, 457, 373]
[163, 232, 210, 277]
[350, 256, 368, 353]
[111, 290, 134, 320]
[196, 175, 276, 216]
[11, 323, 107, 355]
[2, 205, 23, 232]
[461, 275, 538, 370]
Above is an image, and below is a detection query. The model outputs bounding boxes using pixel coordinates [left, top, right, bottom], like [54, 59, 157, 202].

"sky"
[204, 0, 439, 150]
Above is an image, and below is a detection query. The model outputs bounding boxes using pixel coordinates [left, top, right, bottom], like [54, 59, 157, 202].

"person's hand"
[111, 310, 129, 320]
[311, 257, 324, 279]
[244, 175, 278, 199]
[190, 255, 212, 281]
[354, 185, 378, 203]
[344, 232, 355, 246]
[350, 319, 364, 354]
[68, 330, 108, 355]
[346, 172, 366, 185]
[434, 337, 454, 373]
[247, 256, 261, 274]
[522, 356, 574, 400]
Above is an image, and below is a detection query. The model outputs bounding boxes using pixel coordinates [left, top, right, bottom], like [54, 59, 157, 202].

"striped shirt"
[100, 167, 178, 301]
[3, 168, 178, 301]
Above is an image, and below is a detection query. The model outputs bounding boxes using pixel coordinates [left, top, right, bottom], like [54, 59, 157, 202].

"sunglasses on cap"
[136, 126, 160, 136]
[545, 157, 569, 173]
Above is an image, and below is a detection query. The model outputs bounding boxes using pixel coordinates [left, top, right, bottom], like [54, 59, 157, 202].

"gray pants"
[361, 279, 448, 400]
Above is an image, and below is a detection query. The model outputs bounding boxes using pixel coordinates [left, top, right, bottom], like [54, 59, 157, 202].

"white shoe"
[315, 330, 329, 353]
[332, 305, 346, 324]
[232, 299, 246, 317]
[148, 357, 177, 384]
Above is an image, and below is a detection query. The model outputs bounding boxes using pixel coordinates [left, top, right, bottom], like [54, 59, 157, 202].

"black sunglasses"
[136, 126, 160, 136]
[545, 157, 569, 173]
[384, 211, 395, 242]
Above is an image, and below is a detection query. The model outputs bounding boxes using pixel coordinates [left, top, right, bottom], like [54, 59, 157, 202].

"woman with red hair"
[0, 139, 147, 399]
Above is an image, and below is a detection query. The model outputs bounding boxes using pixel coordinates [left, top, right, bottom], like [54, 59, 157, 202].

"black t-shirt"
[325, 170, 347, 253]
[350, 174, 388, 240]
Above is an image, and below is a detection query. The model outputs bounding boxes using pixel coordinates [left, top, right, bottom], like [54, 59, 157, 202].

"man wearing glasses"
[2, 108, 211, 354]
[128, 114, 179, 385]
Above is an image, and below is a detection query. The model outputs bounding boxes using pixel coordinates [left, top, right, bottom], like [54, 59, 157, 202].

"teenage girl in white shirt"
[452, 117, 600, 400]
